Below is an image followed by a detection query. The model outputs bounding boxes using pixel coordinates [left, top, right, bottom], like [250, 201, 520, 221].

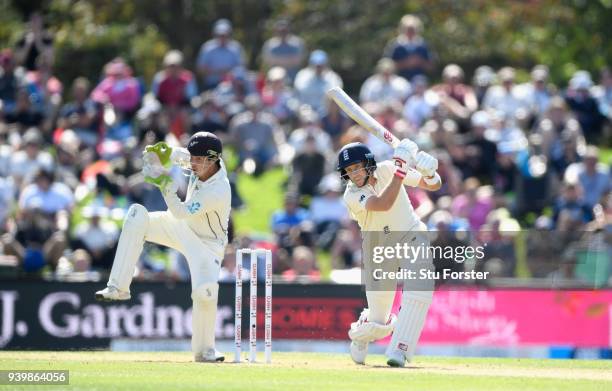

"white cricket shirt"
[162, 160, 231, 247]
[343, 160, 422, 232]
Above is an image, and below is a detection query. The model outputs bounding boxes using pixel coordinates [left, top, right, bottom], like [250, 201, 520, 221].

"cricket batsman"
[95, 131, 231, 363]
[337, 140, 441, 367]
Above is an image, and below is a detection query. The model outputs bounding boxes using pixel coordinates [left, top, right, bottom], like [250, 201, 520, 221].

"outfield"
[1, 351, 611, 390]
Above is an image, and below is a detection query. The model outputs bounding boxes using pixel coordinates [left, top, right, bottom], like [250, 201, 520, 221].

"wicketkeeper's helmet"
[188, 131, 222, 162]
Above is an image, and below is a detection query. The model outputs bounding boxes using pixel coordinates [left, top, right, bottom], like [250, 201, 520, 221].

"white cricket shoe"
[95, 286, 130, 301]
[195, 348, 225, 363]
[386, 349, 406, 368]
[350, 340, 368, 365]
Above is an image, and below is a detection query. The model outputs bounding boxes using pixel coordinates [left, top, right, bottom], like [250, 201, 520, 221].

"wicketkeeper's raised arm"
[160, 174, 225, 220]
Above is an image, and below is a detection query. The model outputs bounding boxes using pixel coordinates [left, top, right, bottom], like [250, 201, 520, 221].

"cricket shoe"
[386, 349, 406, 368]
[95, 286, 130, 301]
[349, 340, 368, 365]
[195, 349, 225, 363]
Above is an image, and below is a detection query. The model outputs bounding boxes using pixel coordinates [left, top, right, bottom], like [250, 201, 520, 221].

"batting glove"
[415, 151, 438, 178]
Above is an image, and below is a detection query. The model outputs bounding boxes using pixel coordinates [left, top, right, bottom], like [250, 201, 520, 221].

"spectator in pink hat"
[91, 58, 141, 117]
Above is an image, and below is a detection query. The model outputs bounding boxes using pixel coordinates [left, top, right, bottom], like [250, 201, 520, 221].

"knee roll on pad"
[402, 290, 433, 306]
[124, 204, 149, 232]
[191, 282, 219, 303]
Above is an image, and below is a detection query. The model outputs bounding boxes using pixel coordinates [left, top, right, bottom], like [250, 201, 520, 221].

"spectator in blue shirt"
[196, 19, 244, 90]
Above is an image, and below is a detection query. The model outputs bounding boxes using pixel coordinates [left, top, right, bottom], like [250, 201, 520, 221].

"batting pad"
[191, 282, 219, 357]
[385, 290, 433, 362]
[108, 204, 149, 291]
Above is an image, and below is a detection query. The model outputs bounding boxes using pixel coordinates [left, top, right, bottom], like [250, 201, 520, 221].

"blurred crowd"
[0, 14, 610, 286]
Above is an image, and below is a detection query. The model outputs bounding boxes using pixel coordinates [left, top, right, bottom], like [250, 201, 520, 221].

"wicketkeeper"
[337, 139, 441, 367]
[95, 131, 231, 363]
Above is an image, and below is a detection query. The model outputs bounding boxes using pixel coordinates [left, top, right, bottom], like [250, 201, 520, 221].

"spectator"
[72, 206, 119, 269]
[152, 50, 197, 137]
[552, 182, 593, 228]
[450, 177, 494, 230]
[467, 111, 498, 181]
[91, 58, 141, 117]
[310, 174, 348, 249]
[518, 64, 554, 120]
[492, 110, 528, 156]
[2, 168, 72, 274]
[482, 67, 529, 121]
[429, 150, 462, 201]
[281, 245, 321, 282]
[19, 167, 73, 214]
[0, 49, 23, 116]
[153, 50, 197, 108]
[565, 70, 606, 144]
[329, 220, 361, 269]
[290, 134, 326, 197]
[4, 88, 44, 130]
[229, 94, 280, 175]
[219, 245, 250, 282]
[0, 175, 14, 230]
[320, 95, 351, 146]
[384, 14, 432, 81]
[289, 106, 333, 157]
[57, 77, 99, 147]
[25, 51, 63, 120]
[260, 66, 298, 124]
[1, 209, 67, 274]
[592, 67, 611, 121]
[213, 67, 255, 115]
[564, 146, 610, 208]
[514, 134, 555, 217]
[14, 12, 54, 71]
[53, 129, 81, 190]
[8, 127, 53, 187]
[472, 65, 496, 107]
[402, 75, 435, 129]
[359, 58, 411, 105]
[261, 19, 306, 81]
[271, 193, 310, 235]
[432, 64, 478, 126]
[549, 127, 583, 179]
[196, 19, 244, 90]
[191, 92, 228, 134]
[536, 96, 584, 161]
[428, 210, 467, 284]
[475, 212, 518, 278]
[294, 50, 343, 116]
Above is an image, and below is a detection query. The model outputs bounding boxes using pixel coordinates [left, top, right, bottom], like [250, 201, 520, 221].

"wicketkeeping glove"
[142, 142, 174, 192]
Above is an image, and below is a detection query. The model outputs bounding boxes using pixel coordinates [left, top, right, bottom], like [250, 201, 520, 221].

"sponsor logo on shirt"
[359, 194, 366, 203]
[187, 202, 201, 214]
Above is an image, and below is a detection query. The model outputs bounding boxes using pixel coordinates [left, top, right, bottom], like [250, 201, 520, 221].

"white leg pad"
[365, 290, 395, 324]
[191, 282, 219, 357]
[385, 290, 433, 362]
[108, 204, 149, 291]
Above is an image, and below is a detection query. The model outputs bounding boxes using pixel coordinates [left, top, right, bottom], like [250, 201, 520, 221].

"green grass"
[1, 351, 611, 390]
[233, 167, 288, 235]
[600, 147, 612, 164]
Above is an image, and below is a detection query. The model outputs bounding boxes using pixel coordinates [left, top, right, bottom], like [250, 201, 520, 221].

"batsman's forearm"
[365, 176, 403, 212]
